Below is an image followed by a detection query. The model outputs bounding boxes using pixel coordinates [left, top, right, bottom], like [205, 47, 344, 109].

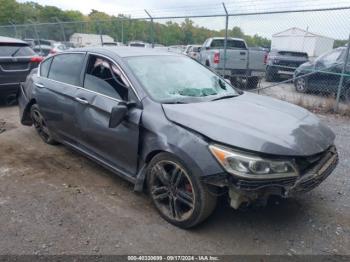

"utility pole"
[145, 9, 154, 48]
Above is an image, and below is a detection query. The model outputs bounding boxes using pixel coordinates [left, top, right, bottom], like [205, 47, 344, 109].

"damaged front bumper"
[205, 146, 339, 209]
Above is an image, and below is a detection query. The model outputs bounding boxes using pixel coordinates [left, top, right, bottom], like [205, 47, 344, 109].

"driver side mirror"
[109, 102, 128, 128]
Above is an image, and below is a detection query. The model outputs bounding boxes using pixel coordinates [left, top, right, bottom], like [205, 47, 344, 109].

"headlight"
[209, 144, 298, 179]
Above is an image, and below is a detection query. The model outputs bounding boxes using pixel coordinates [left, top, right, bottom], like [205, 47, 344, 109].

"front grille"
[235, 176, 297, 191]
[292, 148, 339, 193]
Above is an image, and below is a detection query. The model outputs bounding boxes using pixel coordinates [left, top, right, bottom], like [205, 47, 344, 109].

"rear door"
[0, 43, 39, 84]
[74, 53, 141, 175]
[35, 52, 86, 143]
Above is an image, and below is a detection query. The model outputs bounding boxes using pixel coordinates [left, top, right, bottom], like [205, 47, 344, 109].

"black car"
[266, 50, 309, 81]
[18, 47, 338, 228]
[294, 47, 350, 102]
[0, 36, 43, 104]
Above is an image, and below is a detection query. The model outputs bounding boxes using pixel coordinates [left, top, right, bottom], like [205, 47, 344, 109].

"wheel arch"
[21, 98, 37, 126]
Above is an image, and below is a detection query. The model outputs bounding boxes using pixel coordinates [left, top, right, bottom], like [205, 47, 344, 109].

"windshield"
[126, 55, 239, 103]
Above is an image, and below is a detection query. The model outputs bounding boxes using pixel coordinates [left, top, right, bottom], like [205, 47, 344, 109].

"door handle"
[75, 97, 89, 105]
[35, 83, 45, 88]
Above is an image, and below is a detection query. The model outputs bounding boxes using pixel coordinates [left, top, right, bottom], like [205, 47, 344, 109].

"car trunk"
[0, 43, 40, 84]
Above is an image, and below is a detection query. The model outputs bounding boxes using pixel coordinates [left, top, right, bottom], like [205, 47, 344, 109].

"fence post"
[28, 20, 42, 55]
[121, 19, 124, 44]
[8, 20, 17, 38]
[145, 10, 154, 48]
[334, 33, 350, 112]
[222, 2, 229, 76]
[54, 17, 66, 42]
[98, 22, 104, 45]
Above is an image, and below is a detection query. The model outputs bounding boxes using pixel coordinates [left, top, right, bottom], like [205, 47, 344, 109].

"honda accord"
[18, 47, 338, 228]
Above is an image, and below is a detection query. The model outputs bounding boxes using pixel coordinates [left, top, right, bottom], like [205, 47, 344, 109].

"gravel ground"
[0, 105, 349, 255]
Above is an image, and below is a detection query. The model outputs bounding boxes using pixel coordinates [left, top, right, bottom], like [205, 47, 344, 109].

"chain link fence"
[1, 1, 350, 114]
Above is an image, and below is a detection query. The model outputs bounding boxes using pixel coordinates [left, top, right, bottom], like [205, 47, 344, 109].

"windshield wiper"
[211, 94, 238, 101]
[10, 46, 23, 57]
[162, 101, 186, 104]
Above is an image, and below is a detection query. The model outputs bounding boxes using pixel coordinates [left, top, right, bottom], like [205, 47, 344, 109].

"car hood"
[162, 92, 335, 156]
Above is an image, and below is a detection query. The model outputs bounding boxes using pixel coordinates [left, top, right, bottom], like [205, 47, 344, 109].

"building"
[69, 33, 114, 47]
[271, 27, 334, 59]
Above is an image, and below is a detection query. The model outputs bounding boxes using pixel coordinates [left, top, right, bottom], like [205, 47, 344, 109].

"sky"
[17, 0, 350, 39]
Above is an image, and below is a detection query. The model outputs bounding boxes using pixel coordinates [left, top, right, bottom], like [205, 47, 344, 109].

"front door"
[74, 54, 141, 176]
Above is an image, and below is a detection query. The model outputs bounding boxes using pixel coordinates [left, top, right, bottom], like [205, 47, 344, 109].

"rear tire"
[265, 67, 277, 82]
[247, 77, 259, 89]
[147, 152, 217, 229]
[30, 104, 58, 145]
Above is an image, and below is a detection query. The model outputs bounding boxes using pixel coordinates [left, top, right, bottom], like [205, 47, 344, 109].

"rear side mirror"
[109, 102, 128, 128]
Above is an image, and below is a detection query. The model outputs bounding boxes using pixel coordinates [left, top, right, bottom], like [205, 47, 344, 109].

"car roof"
[72, 46, 183, 58]
[0, 36, 28, 45]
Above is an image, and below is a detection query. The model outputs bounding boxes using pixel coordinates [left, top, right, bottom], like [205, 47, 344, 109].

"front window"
[316, 49, 344, 69]
[126, 55, 239, 103]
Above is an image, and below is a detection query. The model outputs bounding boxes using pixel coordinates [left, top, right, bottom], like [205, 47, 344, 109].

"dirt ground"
[0, 105, 349, 255]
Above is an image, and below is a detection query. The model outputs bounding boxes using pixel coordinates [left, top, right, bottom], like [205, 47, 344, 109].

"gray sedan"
[18, 47, 338, 228]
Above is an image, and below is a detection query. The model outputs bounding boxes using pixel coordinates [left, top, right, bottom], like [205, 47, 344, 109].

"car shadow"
[196, 195, 307, 232]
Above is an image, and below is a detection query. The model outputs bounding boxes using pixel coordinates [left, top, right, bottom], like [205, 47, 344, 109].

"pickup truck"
[266, 50, 309, 81]
[199, 37, 267, 89]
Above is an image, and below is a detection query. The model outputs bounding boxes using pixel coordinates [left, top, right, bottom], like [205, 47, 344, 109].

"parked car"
[33, 45, 52, 57]
[294, 47, 350, 102]
[183, 45, 193, 55]
[187, 45, 201, 60]
[50, 42, 70, 54]
[18, 47, 338, 228]
[0, 36, 42, 104]
[168, 45, 186, 54]
[102, 42, 125, 47]
[128, 41, 150, 48]
[266, 50, 309, 81]
[199, 37, 267, 89]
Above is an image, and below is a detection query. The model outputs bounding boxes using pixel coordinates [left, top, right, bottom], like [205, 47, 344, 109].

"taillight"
[213, 52, 220, 64]
[30, 56, 43, 63]
[264, 52, 268, 65]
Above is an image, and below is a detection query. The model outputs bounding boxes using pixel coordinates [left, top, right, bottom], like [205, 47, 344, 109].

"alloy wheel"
[31, 108, 51, 143]
[296, 78, 306, 92]
[149, 160, 195, 222]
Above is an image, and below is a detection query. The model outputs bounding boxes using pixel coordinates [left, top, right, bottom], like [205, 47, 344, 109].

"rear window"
[278, 51, 308, 58]
[48, 53, 85, 86]
[210, 39, 246, 49]
[0, 44, 35, 57]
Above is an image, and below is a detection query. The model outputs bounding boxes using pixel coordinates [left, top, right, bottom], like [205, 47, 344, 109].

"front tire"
[147, 153, 217, 228]
[30, 104, 58, 145]
[295, 76, 308, 93]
